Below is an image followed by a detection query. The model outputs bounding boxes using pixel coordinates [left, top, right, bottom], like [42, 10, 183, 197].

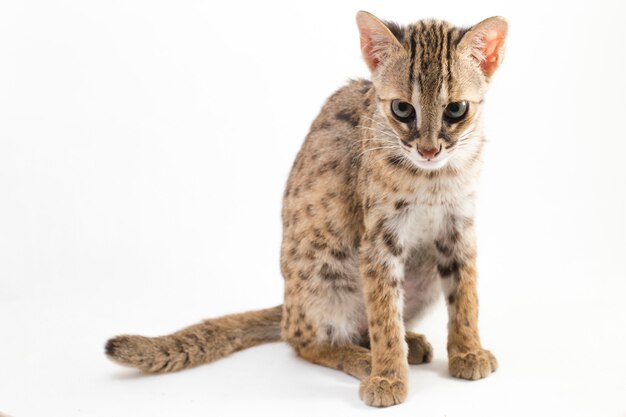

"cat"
[105, 11, 507, 407]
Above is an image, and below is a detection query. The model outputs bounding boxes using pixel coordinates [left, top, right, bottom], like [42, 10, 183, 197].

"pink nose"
[417, 145, 441, 160]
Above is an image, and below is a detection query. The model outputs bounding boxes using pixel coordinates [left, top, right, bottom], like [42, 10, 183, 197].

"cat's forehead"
[377, 19, 483, 103]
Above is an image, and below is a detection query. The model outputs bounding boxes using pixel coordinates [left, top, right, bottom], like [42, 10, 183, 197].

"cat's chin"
[406, 154, 450, 171]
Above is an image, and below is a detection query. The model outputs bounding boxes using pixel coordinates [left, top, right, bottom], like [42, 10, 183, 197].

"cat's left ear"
[460, 16, 508, 77]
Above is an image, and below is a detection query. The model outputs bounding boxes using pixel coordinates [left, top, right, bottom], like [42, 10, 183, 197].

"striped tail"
[105, 305, 283, 373]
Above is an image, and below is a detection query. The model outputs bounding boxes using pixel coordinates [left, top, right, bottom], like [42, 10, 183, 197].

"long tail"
[105, 305, 283, 373]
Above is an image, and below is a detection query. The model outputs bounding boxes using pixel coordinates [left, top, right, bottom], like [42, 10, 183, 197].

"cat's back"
[281, 80, 374, 269]
[283, 78, 373, 207]
[295, 78, 373, 169]
[309, 78, 374, 139]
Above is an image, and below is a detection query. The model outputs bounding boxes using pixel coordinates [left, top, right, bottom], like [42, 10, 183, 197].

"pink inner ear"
[359, 30, 383, 71]
[480, 29, 506, 76]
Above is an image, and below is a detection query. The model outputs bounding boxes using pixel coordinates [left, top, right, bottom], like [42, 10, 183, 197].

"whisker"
[363, 137, 398, 145]
[356, 125, 399, 141]
[360, 115, 389, 129]
[357, 146, 398, 159]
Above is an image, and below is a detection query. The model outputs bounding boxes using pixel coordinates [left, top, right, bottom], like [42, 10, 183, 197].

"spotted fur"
[105, 11, 507, 408]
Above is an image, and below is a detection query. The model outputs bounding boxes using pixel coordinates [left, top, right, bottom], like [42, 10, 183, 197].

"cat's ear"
[460, 16, 508, 77]
[356, 11, 404, 72]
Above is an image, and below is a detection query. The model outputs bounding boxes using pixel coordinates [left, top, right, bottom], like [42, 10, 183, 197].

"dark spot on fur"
[337, 361, 344, 371]
[383, 232, 403, 256]
[438, 260, 460, 277]
[335, 109, 359, 127]
[448, 293, 456, 304]
[325, 221, 340, 237]
[318, 159, 341, 174]
[298, 270, 310, 280]
[320, 263, 344, 281]
[310, 238, 327, 250]
[448, 227, 460, 246]
[372, 218, 385, 239]
[464, 319, 470, 327]
[294, 329, 302, 337]
[358, 80, 373, 94]
[394, 199, 409, 210]
[435, 239, 454, 257]
[330, 247, 348, 260]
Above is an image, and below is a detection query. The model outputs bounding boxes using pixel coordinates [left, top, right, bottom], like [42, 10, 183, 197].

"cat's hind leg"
[406, 331, 433, 365]
[359, 332, 432, 365]
[296, 343, 372, 380]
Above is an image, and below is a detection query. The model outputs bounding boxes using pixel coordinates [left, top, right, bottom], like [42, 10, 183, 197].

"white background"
[1, 0, 625, 416]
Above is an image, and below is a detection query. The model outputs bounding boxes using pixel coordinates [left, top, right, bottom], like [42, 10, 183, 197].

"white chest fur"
[392, 175, 476, 250]
[392, 204, 448, 249]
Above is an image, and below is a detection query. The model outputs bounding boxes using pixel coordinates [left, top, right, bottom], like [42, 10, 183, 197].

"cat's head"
[356, 11, 507, 171]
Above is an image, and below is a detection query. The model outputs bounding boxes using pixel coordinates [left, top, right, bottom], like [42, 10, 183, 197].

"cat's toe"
[448, 348, 497, 380]
[359, 375, 407, 407]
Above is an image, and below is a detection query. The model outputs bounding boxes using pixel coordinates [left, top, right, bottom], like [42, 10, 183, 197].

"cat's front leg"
[358, 227, 409, 407]
[437, 219, 497, 380]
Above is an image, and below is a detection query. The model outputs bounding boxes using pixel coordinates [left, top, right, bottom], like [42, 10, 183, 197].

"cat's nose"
[417, 144, 442, 160]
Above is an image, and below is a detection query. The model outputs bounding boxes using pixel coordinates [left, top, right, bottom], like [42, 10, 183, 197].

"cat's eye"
[391, 100, 415, 122]
[443, 101, 469, 122]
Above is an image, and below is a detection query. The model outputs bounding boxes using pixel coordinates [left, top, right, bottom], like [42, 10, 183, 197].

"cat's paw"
[448, 348, 497, 380]
[406, 332, 433, 364]
[359, 375, 407, 407]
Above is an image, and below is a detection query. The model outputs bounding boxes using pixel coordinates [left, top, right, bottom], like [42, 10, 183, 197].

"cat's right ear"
[356, 11, 403, 72]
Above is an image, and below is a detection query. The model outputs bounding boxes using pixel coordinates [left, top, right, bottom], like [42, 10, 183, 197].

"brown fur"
[105, 11, 507, 408]
[106, 306, 282, 372]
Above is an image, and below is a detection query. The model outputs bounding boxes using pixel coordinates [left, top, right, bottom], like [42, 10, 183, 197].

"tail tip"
[105, 335, 127, 360]
[105, 335, 144, 365]
[104, 334, 164, 372]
